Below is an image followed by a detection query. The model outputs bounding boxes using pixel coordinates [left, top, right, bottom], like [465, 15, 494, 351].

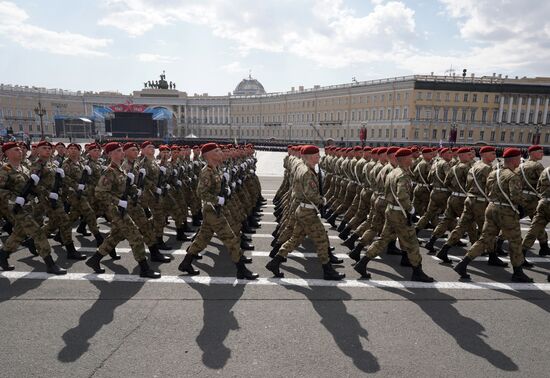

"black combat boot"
[240, 236, 255, 251]
[22, 238, 38, 256]
[348, 242, 364, 262]
[411, 264, 434, 282]
[272, 225, 280, 237]
[149, 244, 171, 263]
[157, 237, 172, 250]
[109, 248, 121, 260]
[138, 259, 161, 278]
[236, 261, 259, 280]
[182, 222, 194, 233]
[242, 221, 256, 234]
[495, 237, 507, 256]
[326, 212, 338, 228]
[43, 255, 67, 275]
[77, 220, 91, 236]
[323, 209, 333, 220]
[178, 253, 200, 275]
[424, 236, 438, 254]
[487, 252, 508, 267]
[248, 216, 261, 229]
[522, 248, 534, 268]
[435, 244, 453, 264]
[400, 251, 413, 267]
[387, 240, 402, 255]
[1, 221, 13, 235]
[176, 227, 191, 241]
[86, 252, 105, 274]
[65, 243, 86, 260]
[242, 234, 252, 242]
[337, 220, 348, 233]
[328, 248, 343, 264]
[94, 232, 104, 248]
[338, 226, 352, 241]
[343, 233, 359, 250]
[454, 256, 472, 279]
[265, 255, 285, 278]
[0, 249, 15, 271]
[192, 214, 201, 227]
[353, 255, 371, 279]
[539, 241, 550, 257]
[269, 243, 281, 258]
[239, 255, 253, 264]
[144, 207, 152, 218]
[511, 266, 534, 283]
[53, 231, 62, 243]
[322, 262, 345, 280]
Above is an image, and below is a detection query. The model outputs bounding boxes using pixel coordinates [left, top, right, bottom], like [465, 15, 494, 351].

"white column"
[534, 97, 540, 123]
[515, 97, 522, 123]
[525, 97, 532, 123]
[498, 95, 505, 123]
[222, 107, 226, 124]
[507, 96, 513, 123]
[543, 98, 549, 125]
[217, 107, 220, 124]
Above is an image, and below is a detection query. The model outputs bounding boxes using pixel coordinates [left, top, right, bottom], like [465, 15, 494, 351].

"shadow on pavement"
[57, 263, 146, 363]
[369, 267, 519, 372]
[282, 258, 380, 374]
[187, 242, 245, 370]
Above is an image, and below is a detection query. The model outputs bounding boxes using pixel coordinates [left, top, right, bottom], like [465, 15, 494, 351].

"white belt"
[491, 201, 512, 208]
[388, 205, 403, 211]
[299, 203, 316, 209]
[417, 183, 429, 188]
[434, 187, 449, 192]
[468, 195, 487, 202]
[451, 192, 467, 197]
[522, 190, 538, 196]
[377, 195, 386, 200]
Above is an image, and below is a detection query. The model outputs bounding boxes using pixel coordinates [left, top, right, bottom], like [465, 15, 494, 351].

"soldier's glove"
[226, 187, 232, 196]
[176, 180, 182, 187]
[159, 166, 167, 174]
[139, 168, 147, 177]
[173, 169, 178, 176]
[117, 200, 128, 209]
[217, 196, 225, 206]
[30, 174, 40, 185]
[77, 184, 85, 191]
[126, 172, 135, 185]
[406, 207, 415, 227]
[155, 187, 162, 195]
[55, 167, 65, 178]
[237, 179, 242, 185]
[137, 189, 142, 197]
[83, 165, 92, 175]
[249, 169, 255, 174]
[52, 160, 60, 167]
[223, 172, 230, 181]
[15, 196, 25, 206]
[165, 184, 171, 190]
[48, 192, 59, 201]
[231, 182, 236, 189]
[518, 205, 526, 219]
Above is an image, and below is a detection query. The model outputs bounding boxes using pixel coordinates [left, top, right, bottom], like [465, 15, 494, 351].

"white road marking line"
[2, 271, 550, 291]
[250, 233, 339, 240]
[261, 190, 278, 192]
[260, 221, 331, 227]
[430, 255, 550, 263]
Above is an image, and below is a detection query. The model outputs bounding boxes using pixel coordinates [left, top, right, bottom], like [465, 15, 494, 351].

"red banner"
[109, 103, 148, 113]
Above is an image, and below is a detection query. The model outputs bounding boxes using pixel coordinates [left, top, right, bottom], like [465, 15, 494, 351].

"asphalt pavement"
[1, 173, 550, 377]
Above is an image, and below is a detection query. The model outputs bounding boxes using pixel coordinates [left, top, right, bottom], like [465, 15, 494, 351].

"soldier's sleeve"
[95, 169, 118, 206]
[62, 161, 78, 193]
[301, 170, 323, 206]
[396, 175, 413, 212]
[141, 160, 156, 191]
[0, 167, 16, 203]
[29, 161, 48, 198]
[508, 173, 525, 206]
[197, 168, 217, 203]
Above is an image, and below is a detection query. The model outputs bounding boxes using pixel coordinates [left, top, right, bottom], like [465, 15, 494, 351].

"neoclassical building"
[1, 73, 550, 145]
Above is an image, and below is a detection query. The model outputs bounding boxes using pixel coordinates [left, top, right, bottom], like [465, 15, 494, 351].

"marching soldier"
[522, 163, 550, 257]
[454, 148, 533, 282]
[353, 148, 434, 282]
[85, 142, 161, 278]
[177, 143, 259, 280]
[265, 145, 345, 280]
[0, 142, 66, 274]
[412, 147, 435, 218]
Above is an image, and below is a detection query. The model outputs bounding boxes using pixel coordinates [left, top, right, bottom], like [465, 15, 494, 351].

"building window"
[427, 92, 432, 100]
[403, 108, 408, 119]
[545, 133, 550, 143]
[365, 110, 369, 120]
[425, 109, 431, 119]
[483, 94, 489, 103]
[470, 109, 476, 122]
[452, 108, 458, 121]
[385, 129, 390, 138]
[442, 129, 447, 139]
[423, 129, 428, 139]
[479, 130, 484, 140]
[371, 128, 374, 138]
[432, 129, 437, 139]
[519, 132, 523, 142]
[482, 110, 487, 122]
[443, 108, 449, 121]
[455, 94, 459, 102]
[19, 124, 23, 131]
[417, 92, 422, 100]
[435, 92, 440, 101]
[416, 107, 421, 119]
[378, 128, 382, 138]
[529, 111, 534, 123]
[434, 108, 439, 120]
[395, 108, 400, 119]
[401, 128, 406, 138]
[464, 93, 469, 102]
[397, 93, 401, 101]
[511, 111, 516, 122]
[502, 111, 507, 121]
[494, 95, 500, 104]
[414, 128, 419, 139]
[381, 94, 385, 102]
[520, 111, 525, 123]
[509, 131, 514, 142]
[500, 131, 506, 141]
[468, 130, 473, 139]
[29, 124, 33, 132]
[459, 130, 464, 138]
[492, 110, 498, 122]
[461, 110, 467, 122]
[379, 110, 384, 120]
[490, 131, 495, 141]
[393, 128, 397, 138]
[472, 94, 477, 102]
[445, 93, 450, 101]
[527, 132, 532, 142]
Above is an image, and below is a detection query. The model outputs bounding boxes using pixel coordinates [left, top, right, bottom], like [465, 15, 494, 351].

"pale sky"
[1, 0, 549, 96]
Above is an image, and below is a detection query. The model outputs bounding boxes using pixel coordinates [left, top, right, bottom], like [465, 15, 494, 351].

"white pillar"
[217, 107, 220, 124]
[222, 107, 226, 124]
[498, 95, 505, 123]
[515, 97, 522, 123]
[534, 97, 540, 123]
[507, 96, 513, 123]
[525, 97, 532, 124]
[543, 98, 549, 125]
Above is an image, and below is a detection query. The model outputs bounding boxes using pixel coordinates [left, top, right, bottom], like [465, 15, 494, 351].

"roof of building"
[233, 75, 266, 96]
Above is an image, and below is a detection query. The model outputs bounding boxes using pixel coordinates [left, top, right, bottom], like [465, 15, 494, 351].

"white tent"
[186, 133, 198, 138]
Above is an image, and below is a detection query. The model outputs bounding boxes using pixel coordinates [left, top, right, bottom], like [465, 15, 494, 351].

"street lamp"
[34, 101, 47, 140]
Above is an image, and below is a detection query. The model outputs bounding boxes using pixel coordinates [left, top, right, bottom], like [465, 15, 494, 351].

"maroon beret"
[363, 146, 372, 151]
[387, 147, 399, 155]
[378, 147, 388, 154]
[395, 148, 412, 158]
[2, 142, 18, 153]
[104, 142, 122, 154]
[159, 145, 170, 152]
[67, 143, 81, 150]
[457, 147, 471, 154]
[55, 142, 65, 147]
[503, 147, 521, 158]
[123, 142, 138, 151]
[301, 145, 320, 155]
[36, 140, 52, 149]
[201, 143, 218, 154]
[528, 145, 543, 153]
[141, 141, 153, 149]
[479, 146, 495, 154]
[353, 146, 362, 151]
